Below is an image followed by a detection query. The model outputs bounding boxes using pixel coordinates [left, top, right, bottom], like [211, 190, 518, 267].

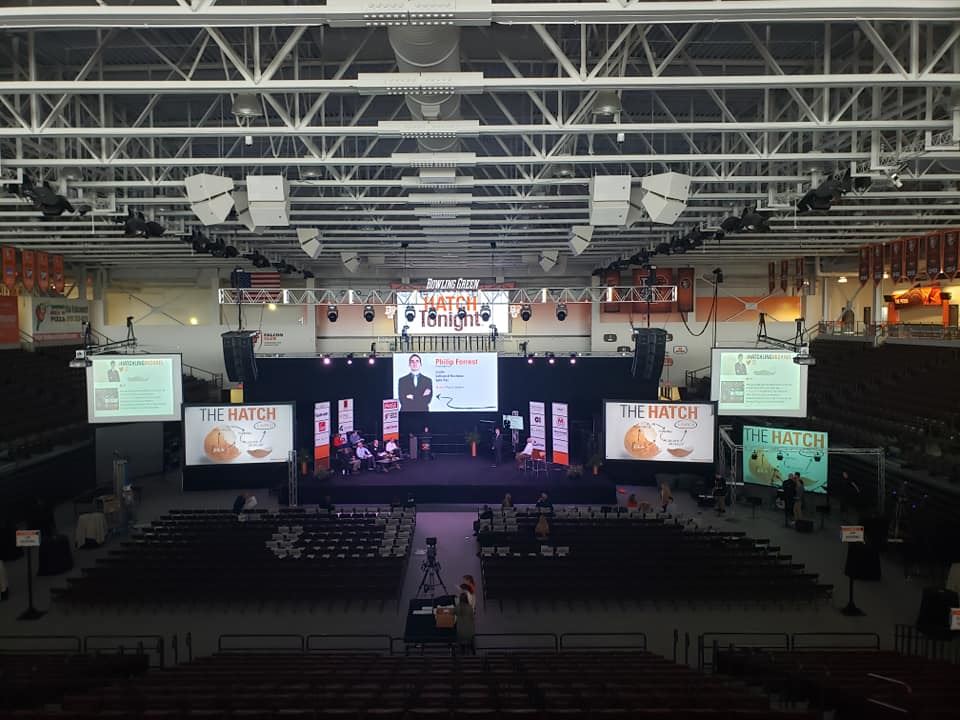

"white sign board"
[184, 403, 294, 466]
[529, 401, 546, 451]
[551, 402, 569, 466]
[382, 398, 400, 440]
[951, 608, 960, 632]
[604, 401, 715, 463]
[841, 525, 865, 543]
[16, 530, 41, 547]
[337, 398, 354, 433]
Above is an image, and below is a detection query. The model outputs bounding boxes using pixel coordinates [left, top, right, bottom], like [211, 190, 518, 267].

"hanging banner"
[1, 246, 16, 290]
[779, 260, 789, 292]
[551, 402, 568, 466]
[529, 401, 546, 452]
[795, 258, 805, 292]
[768, 262, 776, 294]
[0, 295, 18, 348]
[650, 267, 674, 314]
[926, 233, 942, 279]
[904, 236, 919, 280]
[676, 267, 695, 313]
[51, 255, 64, 294]
[313, 401, 331, 469]
[873, 244, 885, 285]
[382, 398, 400, 442]
[602, 270, 620, 313]
[21, 249, 35, 292]
[858, 246, 870, 284]
[36, 252, 49, 293]
[944, 231, 958, 278]
[337, 398, 354, 434]
[890, 240, 903, 281]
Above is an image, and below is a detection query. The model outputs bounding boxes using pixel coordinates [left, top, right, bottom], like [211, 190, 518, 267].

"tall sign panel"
[382, 399, 400, 441]
[529, 401, 546, 452]
[337, 398, 354, 434]
[551, 402, 569, 466]
[313, 401, 331, 470]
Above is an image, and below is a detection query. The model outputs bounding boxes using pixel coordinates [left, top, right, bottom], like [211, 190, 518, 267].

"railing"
[894, 624, 960, 664]
[886, 323, 960, 342]
[306, 634, 393, 654]
[0, 635, 82, 654]
[559, 632, 647, 651]
[183, 362, 224, 388]
[698, 633, 790, 671]
[684, 364, 711, 388]
[217, 634, 305, 653]
[791, 633, 881, 650]
[816, 320, 884, 339]
[84, 635, 165, 668]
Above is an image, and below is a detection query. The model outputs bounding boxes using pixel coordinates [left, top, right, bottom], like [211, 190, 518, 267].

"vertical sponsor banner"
[337, 398, 354, 434]
[51, 255, 64, 294]
[529, 401, 546, 452]
[779, 260, 789, 292]
[551, 402, 569, 466]
[905, 236, 919, 280]
[926, 233, 942, 278]
[795, 258, 805, 292]
[382, 399, 400, 441]
[313, 401, 331, 469]
[858, 246, 870, 284]
[873, 244, 885, 285]
[1, 246, 16, 290]
[36, 252, 49, 293]
[943, 231, 958, 278]
[768, 262, 776, 294]
[21, 249, 35, 292]
[890, 240, 903, 282]
[676, 267, 695, 313]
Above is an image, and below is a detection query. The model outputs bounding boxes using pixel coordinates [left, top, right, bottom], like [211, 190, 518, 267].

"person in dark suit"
[492, 427, 504, 467]
[107, 360, 120, 383]
[398, 354, 433, 412]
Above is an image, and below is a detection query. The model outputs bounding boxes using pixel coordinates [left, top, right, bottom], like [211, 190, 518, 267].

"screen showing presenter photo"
[393, 352, 498, 413]
[709, 348, 808, 418]
[86, 354, 184, 423]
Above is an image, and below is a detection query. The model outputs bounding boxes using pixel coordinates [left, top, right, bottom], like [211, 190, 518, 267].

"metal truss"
[218, 286, 678, 306]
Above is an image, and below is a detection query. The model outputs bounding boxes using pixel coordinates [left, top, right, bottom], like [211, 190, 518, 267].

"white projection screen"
[393, 352, 498, 412]
[604, 401, 715, 463]
[183, 403, 295, 466]
[86, 353, 184, 423]
[710, 348, 808, 418]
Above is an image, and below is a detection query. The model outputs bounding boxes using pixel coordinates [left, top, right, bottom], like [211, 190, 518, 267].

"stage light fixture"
[404, 305, 416, 322]
[368, 353, 376, 365]
[479, 303, 491, 321]
[427, 306, 438, 321]
[520, 303, 532, 322]
[322, 355, 331, 366]
[457, 305, 467, 321]
[327, 304, 339, 322]
[569, 353, 577, 365]
[363, 304, 375, 322]
[346, 353, 354, 365]
[556, 303, 568, 321]
[838, 275, 848, 284]
[527, 353, 535, 364]
[547, 353, 556, 365]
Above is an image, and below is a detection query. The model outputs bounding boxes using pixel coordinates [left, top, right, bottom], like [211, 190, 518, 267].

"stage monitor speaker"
[915, 587, 959, 640]
[631, 328, 667, 380]
[221, 331, 258, 383]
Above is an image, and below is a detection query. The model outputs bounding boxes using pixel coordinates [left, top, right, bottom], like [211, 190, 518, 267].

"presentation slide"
[393, 352, 498, 413]
[86, 354, 183, 423]
[742, 425, 828, 494]
[184, 403, 294, 466]
[604, 401, 715, 463]
[710, 349, 808, 417]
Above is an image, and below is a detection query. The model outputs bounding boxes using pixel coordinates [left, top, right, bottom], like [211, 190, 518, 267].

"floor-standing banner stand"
[15, 530, 44, 621]
[551, 403, 569, 466]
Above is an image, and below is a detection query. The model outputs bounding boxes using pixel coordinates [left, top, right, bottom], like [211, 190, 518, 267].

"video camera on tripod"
[417, 537, 447, 597]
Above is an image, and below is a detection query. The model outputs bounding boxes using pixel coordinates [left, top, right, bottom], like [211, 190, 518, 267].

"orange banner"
[1, 246, 15, 290]
[650, 267, 673, 314]
[36, 251, 49, 293]
[676, 267, 695, 313]
[20, 249, 35, 292]
[0, 295, 18, 347]
[51, 255, 64, 294]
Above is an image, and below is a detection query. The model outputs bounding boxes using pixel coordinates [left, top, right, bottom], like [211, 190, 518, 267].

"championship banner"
[795, 258, 805, 291]
[51, 254, 64, 294]
[943, 231, 958, 278]
[926, 233, 942, 278]
[779, 260, 788, 292]
[905, 236, 919, 280]
[551, 402, 569, 466]
[890, 240, 903, 281]
[0, 295, 18, 348]
[529, 401, 546, 451]
[183, 403, 295, 466]
[395, 288, 510, 335]
[337, 398, 354, 434]
[873, 244, 884, 285]
[858, 246, 870, 284]
[313, 401, 331, 468]
[1, 246, 16, 290]
[604, 401, 715, 463]
[676, 267, 695, 313]
[382, 399, 400, 441]
[21, 249, 35, 292]
[650, 267, 673, 314]
[768, 262, 776, 294]
[36, 252, 49, 293]
[742, 425, 828, 495]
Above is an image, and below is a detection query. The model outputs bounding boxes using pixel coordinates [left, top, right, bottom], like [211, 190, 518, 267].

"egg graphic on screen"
[203, 426, 242, 463]
[623, 423, 660, 459]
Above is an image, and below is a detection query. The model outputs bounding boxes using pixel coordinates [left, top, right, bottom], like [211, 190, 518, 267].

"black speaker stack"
[221, 330, 258, 383]
[631, 328, 667, 381]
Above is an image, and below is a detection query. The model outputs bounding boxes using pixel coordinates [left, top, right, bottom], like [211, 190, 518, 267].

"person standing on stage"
[492, 427, 504, 467]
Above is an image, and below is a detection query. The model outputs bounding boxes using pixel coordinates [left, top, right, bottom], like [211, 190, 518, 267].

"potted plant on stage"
[587, 452, 604, 476]
[465, 430, 482, 458]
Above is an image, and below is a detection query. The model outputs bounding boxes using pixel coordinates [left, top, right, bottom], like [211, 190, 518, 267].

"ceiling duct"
[387, 25, 463, 153]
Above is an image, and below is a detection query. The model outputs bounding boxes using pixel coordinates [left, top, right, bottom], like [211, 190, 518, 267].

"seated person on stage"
[385, 437, 400, 458]
[333, 432, 347, 449]
[371, 439, 384, 457]
[355, 441, 374, 470]
[348, 430, 361, 446]
[345, 447, 361, 474]
[515, 437, 534, 469]
[626, 493, 639, 510]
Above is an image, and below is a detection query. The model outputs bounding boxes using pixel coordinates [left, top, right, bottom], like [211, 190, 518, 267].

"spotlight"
[520, 303, 532, 322]
[427, 306, 437, 321]
[569, 353, 577, 365]
[363, 305, 375, 322]
[404, 305, 416, 322]
[322, 355, 331, 366]
[838, 275, 848, 284]
[527, 353, 535, 364]
[547, 353, 556, 365]
[327, 305, 338, 322]
[457, 306, 467, 321]
[556, 303, 567, 321]
[887, 170, 904, 189]
[368, 353, 376, 365]
[346, 353, 354, 365]
[479, 303, 491, 322]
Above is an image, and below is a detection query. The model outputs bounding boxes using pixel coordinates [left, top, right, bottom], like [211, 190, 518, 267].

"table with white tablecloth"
[75, 512, 108, 547]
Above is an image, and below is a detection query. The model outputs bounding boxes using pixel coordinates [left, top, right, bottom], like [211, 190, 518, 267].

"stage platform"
[300, 456, 617, 506]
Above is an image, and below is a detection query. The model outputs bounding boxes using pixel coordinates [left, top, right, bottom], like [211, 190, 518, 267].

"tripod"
[417, 557, 447, 597]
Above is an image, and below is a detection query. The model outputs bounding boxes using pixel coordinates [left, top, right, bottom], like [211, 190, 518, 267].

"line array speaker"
[221, 331, 258, 383]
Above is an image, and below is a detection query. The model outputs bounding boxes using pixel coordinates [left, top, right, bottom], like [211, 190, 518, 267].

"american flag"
[249, 271, 281, 288]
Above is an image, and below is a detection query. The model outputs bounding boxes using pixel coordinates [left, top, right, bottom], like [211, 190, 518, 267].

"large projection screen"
[86, 353, 184, 423]
[393, 352, 498, 412]
[710, 348, 808, 417]
[604, 401, 715, 463]
[742, 425, 828, 494]
[183, 403, 295, 466]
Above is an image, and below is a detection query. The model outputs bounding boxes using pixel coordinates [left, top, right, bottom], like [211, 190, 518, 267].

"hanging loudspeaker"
[221, 331, 258, 383]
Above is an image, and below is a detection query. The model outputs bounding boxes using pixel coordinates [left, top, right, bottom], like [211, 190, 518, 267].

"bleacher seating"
[51, 507, 415, 610]
[717, 648, 960, 718]
[2, 650, 817, 719]
[476, 507, 831, 607]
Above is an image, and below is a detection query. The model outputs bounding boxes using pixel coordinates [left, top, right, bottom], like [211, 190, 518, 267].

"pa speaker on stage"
[631, 328, 667, 381]
[221, 331, 258, 383]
